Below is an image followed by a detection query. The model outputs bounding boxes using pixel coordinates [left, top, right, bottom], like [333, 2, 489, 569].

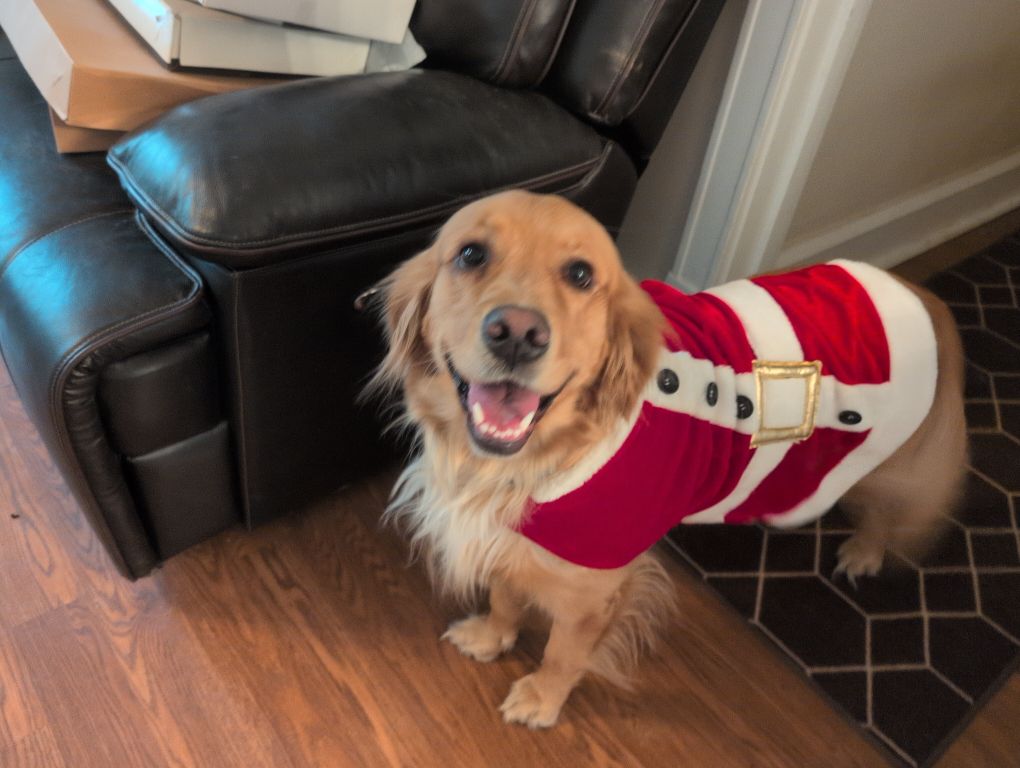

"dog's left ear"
[588, 275, 664, 423]
[367, 247, 438, 394]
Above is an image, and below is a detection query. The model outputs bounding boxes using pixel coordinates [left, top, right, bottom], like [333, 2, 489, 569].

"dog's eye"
[563, 259, 594, 290]
[456, 243, 488, 269]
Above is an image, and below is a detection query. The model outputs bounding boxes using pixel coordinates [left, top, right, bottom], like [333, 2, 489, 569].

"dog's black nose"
[482, 305, 550, 367]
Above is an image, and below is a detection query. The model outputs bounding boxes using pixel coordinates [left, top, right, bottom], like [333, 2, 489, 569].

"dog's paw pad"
[499, 674, 562, 729]
[441, 615, 516, 663]
[834, 535, 884, 582]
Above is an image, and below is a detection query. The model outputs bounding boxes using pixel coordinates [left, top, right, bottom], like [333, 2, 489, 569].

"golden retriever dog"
[366, 190, 966, 728]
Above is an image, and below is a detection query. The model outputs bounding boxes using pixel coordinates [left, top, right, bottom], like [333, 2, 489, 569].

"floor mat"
[665, 232, 1020, 767]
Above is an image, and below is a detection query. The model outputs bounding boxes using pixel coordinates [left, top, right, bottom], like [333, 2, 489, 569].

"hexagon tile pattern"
[666, 233, 1020, 768]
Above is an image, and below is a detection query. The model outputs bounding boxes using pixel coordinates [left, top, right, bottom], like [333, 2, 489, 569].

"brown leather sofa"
[0, 0, 726, 578]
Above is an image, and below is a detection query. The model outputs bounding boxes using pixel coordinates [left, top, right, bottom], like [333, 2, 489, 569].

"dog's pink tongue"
[467, 382, 541, 430]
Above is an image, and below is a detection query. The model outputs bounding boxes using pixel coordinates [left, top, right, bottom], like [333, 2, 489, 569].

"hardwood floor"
[0, 359, 884, 767]
[2, 220, 1019, 765]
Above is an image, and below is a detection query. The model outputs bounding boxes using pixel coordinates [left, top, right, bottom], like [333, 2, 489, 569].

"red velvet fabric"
[723, 428, 869, 523]
[520, 403, 754, 568]
[642, 280, 755, 371]
[752, 265, 890, 385]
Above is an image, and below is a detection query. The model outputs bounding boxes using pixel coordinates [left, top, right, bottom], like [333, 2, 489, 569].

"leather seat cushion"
[108, 69, 636, 270]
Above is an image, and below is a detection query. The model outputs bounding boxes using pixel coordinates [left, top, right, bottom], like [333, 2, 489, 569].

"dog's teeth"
[476, 418, 531, 442]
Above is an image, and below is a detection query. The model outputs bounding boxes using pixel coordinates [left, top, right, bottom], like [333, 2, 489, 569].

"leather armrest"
[0, 211, 211, 577]
[108, 69, 634, 270]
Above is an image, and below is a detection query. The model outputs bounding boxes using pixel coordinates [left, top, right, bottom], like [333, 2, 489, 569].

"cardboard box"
[198, 0, 416, 44]
[0, 0, 290, 131]
[106, 0, 374, 77]
[49, 108, 124, 154]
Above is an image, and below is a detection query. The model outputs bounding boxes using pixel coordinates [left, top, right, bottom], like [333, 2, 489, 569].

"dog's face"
[376, 191, 662, 459]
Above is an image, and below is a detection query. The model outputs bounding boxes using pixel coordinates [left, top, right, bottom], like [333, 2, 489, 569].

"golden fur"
[368, 190, 966, 728]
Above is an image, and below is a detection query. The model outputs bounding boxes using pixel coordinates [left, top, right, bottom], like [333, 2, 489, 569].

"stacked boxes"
[0, 0, 421, 152]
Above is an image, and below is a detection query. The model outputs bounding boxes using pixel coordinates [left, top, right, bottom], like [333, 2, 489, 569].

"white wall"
[775, 0, 1020, 270]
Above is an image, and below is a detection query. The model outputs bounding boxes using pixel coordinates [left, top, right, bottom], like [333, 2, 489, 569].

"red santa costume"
[516, 260, 938, 569]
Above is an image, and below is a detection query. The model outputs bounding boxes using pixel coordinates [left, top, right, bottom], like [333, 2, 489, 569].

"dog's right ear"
[368, 247, 438, 394]
[586, 274, 665, 424]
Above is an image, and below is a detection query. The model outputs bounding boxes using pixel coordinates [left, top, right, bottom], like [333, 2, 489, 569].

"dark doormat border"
[664, 533, 1020, 767]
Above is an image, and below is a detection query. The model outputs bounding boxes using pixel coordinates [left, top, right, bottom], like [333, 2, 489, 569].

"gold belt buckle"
[751, 360, 822, 447]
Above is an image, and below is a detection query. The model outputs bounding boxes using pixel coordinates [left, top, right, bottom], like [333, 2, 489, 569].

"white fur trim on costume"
[644, 351, 757, 433]
[531, 407, 642, 503]
[705, 279, 805, 360]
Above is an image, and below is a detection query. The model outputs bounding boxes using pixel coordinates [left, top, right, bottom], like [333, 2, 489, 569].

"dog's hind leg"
[838, 405, 966, 577]
[836, 280, 967, 582]
[443, 578, 527, 662]
[838, 308, 966, 578]
[836, 461, 963, 581]
[834, 490, 899, 580]
[835, 400, 967, 580]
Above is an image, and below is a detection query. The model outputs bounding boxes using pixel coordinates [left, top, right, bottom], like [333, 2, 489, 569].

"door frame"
[668, 0, 873, 291]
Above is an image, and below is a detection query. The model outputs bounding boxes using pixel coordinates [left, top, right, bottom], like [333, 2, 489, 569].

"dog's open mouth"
[447, 357, 566, 455]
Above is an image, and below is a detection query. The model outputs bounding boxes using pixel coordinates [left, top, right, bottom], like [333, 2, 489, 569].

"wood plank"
[0, 727, 67, 768]
[63, 591, 294, 768]
[10, 594, 290, 768]
[10, 608, 181, 767]
[938, 674, 1020, 767]
[158, 527, 403, 768]
[0, 374, 68, 626]
[0, 628, 46, 749]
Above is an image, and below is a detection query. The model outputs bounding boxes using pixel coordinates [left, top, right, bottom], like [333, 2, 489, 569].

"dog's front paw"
[442, 615, 517, 663]
[500, 674, 564, 729]
[834, 534, 884, 585]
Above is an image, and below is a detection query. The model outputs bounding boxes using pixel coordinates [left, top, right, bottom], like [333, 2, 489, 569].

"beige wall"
[783, 0, 1020, 252]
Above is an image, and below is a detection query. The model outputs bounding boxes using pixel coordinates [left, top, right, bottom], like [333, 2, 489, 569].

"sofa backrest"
[411, 0, 726, 162]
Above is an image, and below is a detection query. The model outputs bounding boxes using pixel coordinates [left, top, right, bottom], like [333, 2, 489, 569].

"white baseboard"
[775, 149, 1020, 270]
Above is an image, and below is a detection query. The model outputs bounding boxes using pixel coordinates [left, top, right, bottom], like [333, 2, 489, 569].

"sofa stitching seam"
[0, 208, 133, 283]
[559, 141, 614, 198]
[625, 0, 705, 122]
[593, 0, 669, 120]
[231, 271, 252, 523]
[535, 0, 579, 85]
[493, 0, 538, 85]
